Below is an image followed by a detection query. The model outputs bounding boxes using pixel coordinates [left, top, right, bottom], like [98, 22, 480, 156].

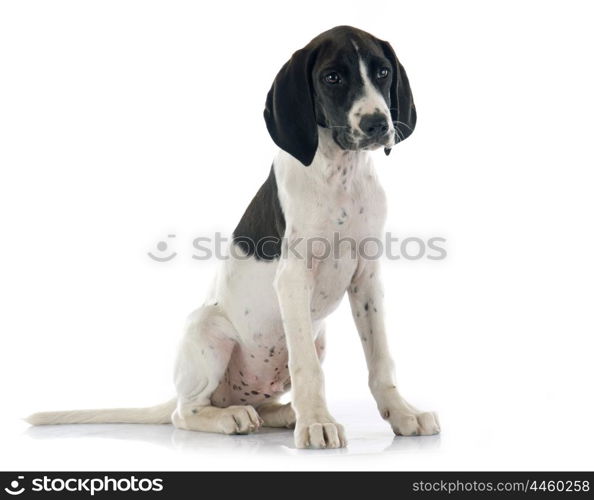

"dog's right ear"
[264, 48, 318, 167]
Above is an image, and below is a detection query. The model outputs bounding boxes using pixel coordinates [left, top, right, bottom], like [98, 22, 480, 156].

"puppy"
[28, 26, 439, 449]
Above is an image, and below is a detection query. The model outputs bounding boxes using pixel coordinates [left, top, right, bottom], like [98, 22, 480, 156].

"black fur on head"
[264, 26, 416, 166]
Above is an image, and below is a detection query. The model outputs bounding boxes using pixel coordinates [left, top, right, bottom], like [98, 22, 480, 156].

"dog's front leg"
[348, 260, 440, 436]
[274, 257, 347, 449]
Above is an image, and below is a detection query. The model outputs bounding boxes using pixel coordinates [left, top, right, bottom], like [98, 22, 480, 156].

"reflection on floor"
[25, 401, 441, 457]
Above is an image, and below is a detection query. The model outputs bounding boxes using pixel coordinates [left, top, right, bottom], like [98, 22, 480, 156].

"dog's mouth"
[330, 126, 394, 151]
[357, 132, 394, 151]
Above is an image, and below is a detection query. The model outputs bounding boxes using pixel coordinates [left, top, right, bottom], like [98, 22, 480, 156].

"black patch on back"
[232, 165, 285, 260]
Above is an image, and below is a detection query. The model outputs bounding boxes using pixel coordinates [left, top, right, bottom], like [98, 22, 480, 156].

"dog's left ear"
[264, 47, 318, 167]
[379, 40, 417, 145]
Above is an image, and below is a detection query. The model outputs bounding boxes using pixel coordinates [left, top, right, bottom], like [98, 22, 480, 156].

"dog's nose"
[359, 113, 389, 138]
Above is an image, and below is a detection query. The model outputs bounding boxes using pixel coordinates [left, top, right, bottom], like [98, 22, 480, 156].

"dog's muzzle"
[359, 113, 389, 140]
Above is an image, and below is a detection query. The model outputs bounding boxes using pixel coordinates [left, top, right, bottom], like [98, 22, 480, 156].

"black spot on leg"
[364, 302, 369, 311]
[250, 354, 255, 358]
[240, 398, 246, 402]
[264, 359, 269, 363]
[360, 207, 364, 214]
[191, 409, 197, 414]
[264, 394, 271, 398]
[251, 391, 259, 395]
[244, 309, 250, 315]
[239, 371, 244, 377]
[244, 392, 250, 396]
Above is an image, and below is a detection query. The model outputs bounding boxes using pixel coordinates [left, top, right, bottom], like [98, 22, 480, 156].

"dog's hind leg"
[171, 305, 263, 435]
[256, 401, 296, 428]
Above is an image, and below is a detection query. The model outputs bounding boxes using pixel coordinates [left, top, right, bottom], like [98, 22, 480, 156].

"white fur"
[348, 56, 396, 147]
[27, 63, 438, 450]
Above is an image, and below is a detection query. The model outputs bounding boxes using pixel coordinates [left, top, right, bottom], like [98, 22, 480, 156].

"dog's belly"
[210, 341, 290, 407]
[209, 322, 327, 407]
[208, 242, 356, 407]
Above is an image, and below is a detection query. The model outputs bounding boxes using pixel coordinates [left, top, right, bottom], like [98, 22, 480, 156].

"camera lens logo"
[4, 476, 25, 496]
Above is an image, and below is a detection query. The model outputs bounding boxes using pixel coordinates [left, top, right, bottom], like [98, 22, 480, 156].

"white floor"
[2, 397, 592, 471]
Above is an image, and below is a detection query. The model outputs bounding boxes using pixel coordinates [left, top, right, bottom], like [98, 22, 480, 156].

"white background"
[1, 0, 593, 471]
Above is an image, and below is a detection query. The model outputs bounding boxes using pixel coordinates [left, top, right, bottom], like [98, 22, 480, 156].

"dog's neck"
[309, 127, 371, 189]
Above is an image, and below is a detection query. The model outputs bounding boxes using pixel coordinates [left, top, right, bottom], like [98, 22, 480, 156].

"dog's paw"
[294, 418, 347, 449]
[383, 408, 440, 436]
[218, 405, 263, 435]
[257, 402, 296, 429]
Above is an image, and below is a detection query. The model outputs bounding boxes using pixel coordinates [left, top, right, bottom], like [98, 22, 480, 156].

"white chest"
[274, 145, 387, 320]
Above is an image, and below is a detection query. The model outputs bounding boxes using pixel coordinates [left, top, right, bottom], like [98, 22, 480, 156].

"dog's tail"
[25, 398, 176, 426]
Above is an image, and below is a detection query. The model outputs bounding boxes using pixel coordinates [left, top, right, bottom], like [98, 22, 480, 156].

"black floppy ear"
[264, 48, 318, 166]
[379, 40, 417, 145]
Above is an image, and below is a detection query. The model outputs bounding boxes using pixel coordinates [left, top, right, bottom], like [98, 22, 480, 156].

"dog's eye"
[324, 72, 341, 85]
[377, 67, 390, 79]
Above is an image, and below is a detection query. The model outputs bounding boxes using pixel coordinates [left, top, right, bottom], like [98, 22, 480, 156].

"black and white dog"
[28, 26, 439, 449]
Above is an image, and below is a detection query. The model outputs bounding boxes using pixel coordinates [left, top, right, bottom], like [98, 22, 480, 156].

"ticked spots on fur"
[336, 207, 349, 226]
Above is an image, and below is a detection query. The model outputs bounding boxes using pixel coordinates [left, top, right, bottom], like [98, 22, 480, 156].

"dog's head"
[264, 26, 416, 166]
